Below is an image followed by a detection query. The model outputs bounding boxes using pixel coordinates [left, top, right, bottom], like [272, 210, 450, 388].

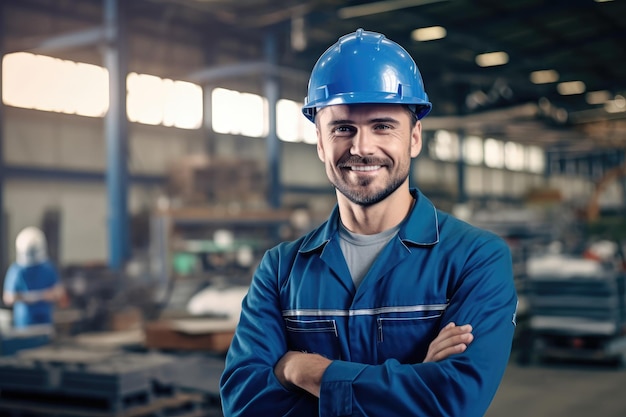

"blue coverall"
[3, 261, 59, 328]
[220, 189, 518, 417]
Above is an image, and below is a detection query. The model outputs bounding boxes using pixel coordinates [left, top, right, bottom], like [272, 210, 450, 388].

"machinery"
[517, 250, 626, 366]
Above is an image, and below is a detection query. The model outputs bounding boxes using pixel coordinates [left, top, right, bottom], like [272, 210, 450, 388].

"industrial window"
[504, 141, 525, 171]
[526, 146, 545, 174]
[276, 99, 316, 144]
[127, 72, 202, 129]
[211, 88, 267, 137]
[2, 52, 203, 129]
[429, 130, 460, 161]
[2, 52, 108, 117]
[463, 136, 483, 165]
[426, 129, 542, 174]
[484, 138, 505, 168]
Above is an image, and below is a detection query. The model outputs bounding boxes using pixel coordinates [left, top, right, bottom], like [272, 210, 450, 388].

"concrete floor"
[486, 361, 626, 417]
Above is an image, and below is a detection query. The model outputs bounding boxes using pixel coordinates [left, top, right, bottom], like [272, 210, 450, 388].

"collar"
[299, 188, 440, 253]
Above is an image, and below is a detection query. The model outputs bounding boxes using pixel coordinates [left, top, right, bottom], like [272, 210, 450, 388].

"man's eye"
[374, 124, 392, 130]
[333, 126, 354, 134]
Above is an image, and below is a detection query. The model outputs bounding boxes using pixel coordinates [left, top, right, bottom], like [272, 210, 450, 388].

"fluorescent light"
[557, 81, 586, 95]
[594, 0, 614, 3]
[604, 95, 626, 113]
[529, 69, 559, 84]
[475, 51, 509, 67]
[586, 90, 612, 105]
[338, 0, 448, 19]
[411, 26, 447, 42]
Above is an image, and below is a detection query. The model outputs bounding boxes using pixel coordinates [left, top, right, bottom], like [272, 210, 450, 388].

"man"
[220, 29, 517, 417]
[3, 227, 65, 329]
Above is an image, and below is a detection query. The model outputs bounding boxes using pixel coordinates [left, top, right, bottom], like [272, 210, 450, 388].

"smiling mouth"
[349, 165, 382, 172]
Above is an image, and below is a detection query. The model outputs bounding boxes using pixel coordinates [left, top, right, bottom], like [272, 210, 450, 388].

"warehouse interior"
[0, 0, 626, 416]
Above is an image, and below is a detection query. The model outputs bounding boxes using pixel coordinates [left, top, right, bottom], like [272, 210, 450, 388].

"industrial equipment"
[517, 251, 626, 366]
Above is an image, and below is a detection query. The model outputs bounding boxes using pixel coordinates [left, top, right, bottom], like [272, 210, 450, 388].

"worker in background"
[2, 226, 65, 329]
[220, 29, 518, 417]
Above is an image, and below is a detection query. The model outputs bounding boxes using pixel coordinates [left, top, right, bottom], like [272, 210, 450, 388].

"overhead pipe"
[3, 165, 163, 184]
[13, 27, 106, 55]
[422, 103, 540, 131]
[186, 61, 308, 84]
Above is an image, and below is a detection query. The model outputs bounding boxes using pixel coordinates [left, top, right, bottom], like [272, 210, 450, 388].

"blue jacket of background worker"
[4, 261, 59, 328]
[220, 188, 518, 417]
[3, 226, 60, 329]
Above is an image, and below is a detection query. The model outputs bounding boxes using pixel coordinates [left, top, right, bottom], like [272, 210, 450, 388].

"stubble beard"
[329, 162, 409, 207]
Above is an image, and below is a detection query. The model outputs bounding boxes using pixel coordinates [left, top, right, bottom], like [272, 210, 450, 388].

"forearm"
[4, 284, 64, 305]
[316, 295, 516, 416]
[318, 343, 512, 417]
[3, 291, 41, 304]
[220, 250, 320, 417]
[41, 285, 64, 302]
[221, 335, 322, 417]
[274, 322, 473, 398]
[274, 351, 332, 398]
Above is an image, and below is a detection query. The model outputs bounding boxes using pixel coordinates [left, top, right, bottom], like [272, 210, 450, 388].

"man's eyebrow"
[327, 119, 354, 127]
[369, 117, 400, 124]
[327, 117, 400, 127]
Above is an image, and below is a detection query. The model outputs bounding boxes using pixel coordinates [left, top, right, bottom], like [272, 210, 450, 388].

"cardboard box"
[144, 318, 236, 352]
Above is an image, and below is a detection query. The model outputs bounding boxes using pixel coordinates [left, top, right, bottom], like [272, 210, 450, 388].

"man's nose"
[350, 130, 375, 156]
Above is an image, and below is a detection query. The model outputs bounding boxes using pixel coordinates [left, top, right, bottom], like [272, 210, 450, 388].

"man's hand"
[424, 322, 473, 363]
[274, 351, 332, 398]
[40, 286, 64, 302]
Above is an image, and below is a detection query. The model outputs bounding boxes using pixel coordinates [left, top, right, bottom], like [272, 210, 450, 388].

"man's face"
[315, 103, 422, 206]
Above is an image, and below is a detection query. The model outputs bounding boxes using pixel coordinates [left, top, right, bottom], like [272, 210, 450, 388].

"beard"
[329, 156, 410, 206]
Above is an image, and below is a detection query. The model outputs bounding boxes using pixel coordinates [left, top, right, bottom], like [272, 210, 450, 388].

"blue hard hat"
[302, 28, 432, 123]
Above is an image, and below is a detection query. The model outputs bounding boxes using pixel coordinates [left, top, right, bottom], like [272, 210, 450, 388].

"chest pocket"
[284, 318, 341, 359]
[376, 309, 444, 363]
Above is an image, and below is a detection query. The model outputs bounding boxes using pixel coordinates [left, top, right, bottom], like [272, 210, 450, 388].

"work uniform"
[3, 261, 59, 328]
[220, 188, 518, 417]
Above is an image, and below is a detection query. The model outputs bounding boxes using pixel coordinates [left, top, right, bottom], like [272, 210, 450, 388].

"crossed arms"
[274, 322, 474, 397]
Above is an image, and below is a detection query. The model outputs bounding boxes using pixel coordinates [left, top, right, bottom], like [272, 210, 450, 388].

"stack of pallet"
[167, 155, 267, 207]
[0, 346, 223, 416]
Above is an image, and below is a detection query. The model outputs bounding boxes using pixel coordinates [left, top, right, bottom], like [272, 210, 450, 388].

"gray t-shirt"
[338, 222, 400, 288]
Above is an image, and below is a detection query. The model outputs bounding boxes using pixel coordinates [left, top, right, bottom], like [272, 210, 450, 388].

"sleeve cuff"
[319, 361, 367, 417]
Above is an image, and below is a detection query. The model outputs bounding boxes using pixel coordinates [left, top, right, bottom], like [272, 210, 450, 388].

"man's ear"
[410, 121, 423, 158]
[316, 129, 325, 162]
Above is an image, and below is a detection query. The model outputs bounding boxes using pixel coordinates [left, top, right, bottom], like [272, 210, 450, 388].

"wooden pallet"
[0, 391, 210, 417]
